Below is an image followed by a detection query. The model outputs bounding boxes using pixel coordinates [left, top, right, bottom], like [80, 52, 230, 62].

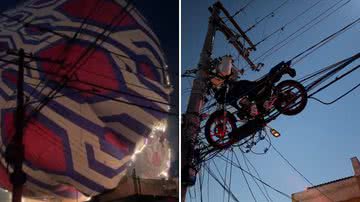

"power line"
[0, 5, 177, 78]
[31, 1, 138, 117]
[72, 78, 172, 106]
[26, 1, 109, 106]
[241, 152, 272, 202]
[217, 153, 297, 201]
[24, 82, 177, 122]
[254, 0, 323, 47]
[229, 0, 256, 19]
[233, 151, 257, 202]
[227, 151, 234, 202]
[0, 21, 178, 77]
[27, 0, 106, 98]
[245, 0, 290, 33]
[199, 163, 205, 202]
[222, 151, 230, 202]
[255, 0, 352, 62]
[270, 143, 334, 202]
[309, 81, 360, 105]
[70, 86, 177, 116]
[291, 16, 360, 64]
[308, 63, 360, 97]
[0, 57, 173, 106]
[204, 162, 241, 202]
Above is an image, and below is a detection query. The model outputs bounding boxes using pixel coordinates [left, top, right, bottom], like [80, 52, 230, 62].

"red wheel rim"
[208, 114, 235, 147]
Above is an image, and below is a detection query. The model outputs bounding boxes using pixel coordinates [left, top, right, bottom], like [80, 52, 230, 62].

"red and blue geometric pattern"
[0, 0, 170, 200]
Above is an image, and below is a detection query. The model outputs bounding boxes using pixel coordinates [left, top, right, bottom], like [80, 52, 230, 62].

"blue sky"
[182, 0, 359, 201]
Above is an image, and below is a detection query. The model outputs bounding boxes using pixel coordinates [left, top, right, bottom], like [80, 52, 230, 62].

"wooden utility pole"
[181, 5, 219, 201]
[3, 49, 66, 202]
[182, 2, 258, 201]
[6, 48, 27, 202]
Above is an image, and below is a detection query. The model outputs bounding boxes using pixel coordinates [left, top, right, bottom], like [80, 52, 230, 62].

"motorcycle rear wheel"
[274, 80, 307, 116]
[204, 110, 237, 149]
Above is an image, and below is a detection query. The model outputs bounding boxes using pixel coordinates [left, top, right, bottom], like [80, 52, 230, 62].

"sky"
[182, 0, 359, 202]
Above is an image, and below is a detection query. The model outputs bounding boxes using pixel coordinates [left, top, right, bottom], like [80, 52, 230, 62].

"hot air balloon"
[0, 0, 174, 201]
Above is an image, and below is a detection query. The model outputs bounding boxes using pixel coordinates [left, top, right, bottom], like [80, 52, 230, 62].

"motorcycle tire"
[274, 80, 308, 116]
[204, 110, 237, 149]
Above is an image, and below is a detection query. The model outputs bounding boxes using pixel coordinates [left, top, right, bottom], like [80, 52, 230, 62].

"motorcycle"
[204, 61, 308, 149]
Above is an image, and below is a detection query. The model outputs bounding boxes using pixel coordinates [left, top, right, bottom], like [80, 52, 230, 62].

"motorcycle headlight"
[270, 128, 281, 138]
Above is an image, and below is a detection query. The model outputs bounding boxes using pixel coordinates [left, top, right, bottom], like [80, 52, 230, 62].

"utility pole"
[3, 49, 64, 202]
[182, 2, 258, 201]
[4, 49, 27, 202]
[181, 4, 219, 201]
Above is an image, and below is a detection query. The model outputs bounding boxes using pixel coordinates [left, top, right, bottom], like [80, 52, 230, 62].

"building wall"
[292, 157, 360, 202]
[339, 197, 360, 202]
[292, 177, 360, 202]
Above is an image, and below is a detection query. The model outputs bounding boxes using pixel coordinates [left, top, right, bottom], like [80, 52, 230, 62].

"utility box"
[210, 56, 238, 88]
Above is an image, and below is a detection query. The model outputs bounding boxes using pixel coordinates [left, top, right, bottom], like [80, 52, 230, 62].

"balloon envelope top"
[0, 0, 172, 200]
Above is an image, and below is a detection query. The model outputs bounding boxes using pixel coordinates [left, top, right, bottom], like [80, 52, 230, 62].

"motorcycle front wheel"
[204, 110, 237, 149]
[274, 80, 308, 116]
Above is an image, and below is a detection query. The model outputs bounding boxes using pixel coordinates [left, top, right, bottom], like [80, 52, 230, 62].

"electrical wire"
[309, 63, 360, 96]
[70, 86, 177, 116]
[228, 0, 256, 20]
[227, 150, 234, 202]
[207, 163, 210, 201]
[242, 151, 273, 201]
[309, 81, 360, 105]
[205, 162, 241, 202]
[254, 0, 323, 47]
[270, 143, 334, 202]
[217, 153, 298, 201]
[300, 54, 359, 91]
[27, 0, 107, 99]
[26, 1, 108, 104]
[291, 16, 359, 64]
[255, 0, 352, 63]
[241, 152, 271, 202]
[234, 151, 257, 202]
[0, 5, 178, 81]
[31, 1, 138, 117]
[0, 58, 173, 106]
[222, 150, 230, 202]
[245, 0, 290, 33]
[199, 163, 204, 202]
